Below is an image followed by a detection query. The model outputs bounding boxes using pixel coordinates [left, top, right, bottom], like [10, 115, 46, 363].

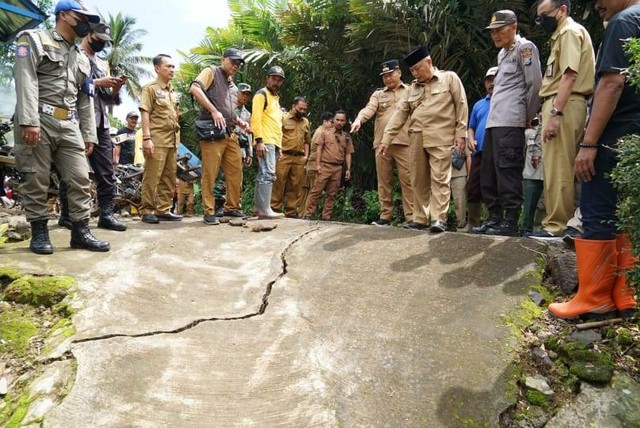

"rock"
[525, 374, 554, 396]
[250, 223, 277, 232]
[3, 275, 74, 307]
[525, 405, 550, 428]
[547, 247, 578, 294]
[548, 350, 558, 360]
[0, 377, 8, 395]
[559, 342, 614, 384]
[547, 374, 640, 427]
[529, 291, 546, 306]
[567, 330, 602, 346]
[531, 347, 553, 370]
[6, 231, 24, 242]
[228, 219, 245, 227]
[218, 217, 231, 224]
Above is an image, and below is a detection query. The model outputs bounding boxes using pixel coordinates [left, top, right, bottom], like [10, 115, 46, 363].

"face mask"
[294, 111, 304, 119]
[65, 14, 91, 38]
[538, 15, 558, 35]
[89, 39, 106, 52]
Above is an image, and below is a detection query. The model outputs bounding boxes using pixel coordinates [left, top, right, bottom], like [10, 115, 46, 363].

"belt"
[282, 150, 305, 156]
[39, 103, 76, 120]
[541, 93, 587, 105]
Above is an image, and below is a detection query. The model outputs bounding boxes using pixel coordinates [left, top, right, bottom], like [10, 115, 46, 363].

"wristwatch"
[550, 107, 563, 117]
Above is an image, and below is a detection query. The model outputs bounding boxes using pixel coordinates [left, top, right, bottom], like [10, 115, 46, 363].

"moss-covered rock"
[527, 389, 551, 408]
[559, 342, 614, 384]
[0, 267, 22, 290]
[2, 275, 74, 307]
[0, 308, 39, 356]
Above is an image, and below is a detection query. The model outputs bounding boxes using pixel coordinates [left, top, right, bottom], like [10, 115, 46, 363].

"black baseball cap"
[268, 66, 285, 78]
[90, 22, 112, 42]
[223, 48, 245, 63]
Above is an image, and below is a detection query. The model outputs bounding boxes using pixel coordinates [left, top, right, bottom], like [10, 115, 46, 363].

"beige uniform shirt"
[13, 29, 96, 142]
[539, 17, 595, 98]
[356, 83, 409, 147]
[139, 79, 180, 148]
[281, 111, 311, 153]
[381, 69, 468, 148]
[317, 128, 354, 165]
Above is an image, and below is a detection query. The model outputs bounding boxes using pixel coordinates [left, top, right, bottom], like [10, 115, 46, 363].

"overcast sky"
[90, 0, 231, 120]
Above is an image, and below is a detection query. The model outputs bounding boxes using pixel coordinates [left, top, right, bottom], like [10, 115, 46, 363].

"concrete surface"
[0, 217, 543, 427]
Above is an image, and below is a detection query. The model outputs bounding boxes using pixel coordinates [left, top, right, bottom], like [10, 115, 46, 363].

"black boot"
[57, 184, 72, 230]
[98, 200, 127, 231]
[70, 219, 111, 252]
[471, 212, 502, 234]
[29, 220, 53, 255]
[486, 209, 520, 237]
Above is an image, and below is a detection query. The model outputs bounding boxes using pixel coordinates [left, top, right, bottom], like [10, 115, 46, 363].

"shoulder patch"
[521, 47, 533, 66]
[16, 45, 30, 58]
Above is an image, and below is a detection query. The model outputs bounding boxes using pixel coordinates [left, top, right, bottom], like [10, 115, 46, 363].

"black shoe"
[223, 210, 247, 218]
[141, 214, 159, 224]
[562, 226, 582, 248]
[371, 218, 391, 227]
[58, 215, 72, 230]
[529, 229, 561, 239]
[471, 218, 501, 234]
[157, 212, 183, 221]
[285, 213, 299, 219]
[486, 220, 520, 237]
[98, 213, 127, 231]
[521, 229, 533, 238]
[215, 207, 224, 217]
[70, 219, 110, 252]
[429, 220, 446, 233]
[203, 215, 220, 225]
[29, 220, 54, 255]
[403, 221, 428, 231]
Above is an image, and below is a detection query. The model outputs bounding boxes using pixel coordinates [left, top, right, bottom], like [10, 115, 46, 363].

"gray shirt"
[487, 35, 542, 128]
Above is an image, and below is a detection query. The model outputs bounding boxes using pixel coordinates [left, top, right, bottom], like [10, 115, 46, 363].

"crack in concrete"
[72, 227, 320, 345]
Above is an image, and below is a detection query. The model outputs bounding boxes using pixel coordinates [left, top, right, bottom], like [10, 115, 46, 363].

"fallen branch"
[576, 318, 624, 331]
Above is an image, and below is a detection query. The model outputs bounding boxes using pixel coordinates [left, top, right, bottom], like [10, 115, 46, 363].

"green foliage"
[611, 37, 640, 300]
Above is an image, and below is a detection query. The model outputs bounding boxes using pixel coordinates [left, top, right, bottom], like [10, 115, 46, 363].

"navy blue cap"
[54, 0, 100, 23]
[380, 59, 400, 75]
[223, 48, 245, 63]
[268, 66, 285, 78]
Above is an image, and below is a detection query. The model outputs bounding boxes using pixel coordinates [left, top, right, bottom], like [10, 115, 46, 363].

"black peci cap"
[404, 46, 430, 68]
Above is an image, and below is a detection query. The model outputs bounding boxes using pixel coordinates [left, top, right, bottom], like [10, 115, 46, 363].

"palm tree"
[100, 12, 152, 103]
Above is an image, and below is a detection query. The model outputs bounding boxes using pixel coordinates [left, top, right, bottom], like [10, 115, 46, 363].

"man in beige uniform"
[139, 54, 182, 224]
[13, 0, 110, 254]
[271, 96, 311, 218]
[533, 0, 595, 238]
[299, 111, 334, 213]
[380, 46, 468, 233]
[352, 59, 413, 227]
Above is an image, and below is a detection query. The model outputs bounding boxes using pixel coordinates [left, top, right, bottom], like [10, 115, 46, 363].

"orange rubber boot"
[548, 238, 617, 319]
[613, 234, 638, 318]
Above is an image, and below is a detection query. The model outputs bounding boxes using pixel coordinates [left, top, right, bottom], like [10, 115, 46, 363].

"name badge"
[546, 63, 553, 77]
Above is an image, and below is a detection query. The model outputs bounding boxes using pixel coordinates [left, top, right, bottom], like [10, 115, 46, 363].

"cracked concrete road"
[0, 218, 543, 427]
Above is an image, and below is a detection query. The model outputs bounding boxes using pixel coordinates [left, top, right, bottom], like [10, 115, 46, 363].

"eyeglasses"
[535, 7, 559, 25]
[230, 59, 243, 68]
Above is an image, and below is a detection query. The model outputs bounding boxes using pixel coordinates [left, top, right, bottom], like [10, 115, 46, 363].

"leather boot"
[254, 183, 284, 219]
[98, 200, 127, 231]
[467, 203, 482, 230]
[29, 220, 53, 255]
[612, 234, 637, 318]
[548, 238, 617, 319]
[57, 185, 72, 230]
[486, 208, 520, 237]
[471, 211, 502, 234]
[70, 219, 111, 252]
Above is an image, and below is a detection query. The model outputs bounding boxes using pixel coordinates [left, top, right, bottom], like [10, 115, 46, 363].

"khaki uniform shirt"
[317, 128, 354, 165]
[139, 79, 180, 148]
[381, 69, 468, 148]
[356, 83, 409, 147]
[306, 126, 323, 172]
[251, 88, 283, 147]
[281, 111, 311, 153]
[487, 35, 542, 128]
[13, 29, 96, 142]
[539, 17, 595, 98]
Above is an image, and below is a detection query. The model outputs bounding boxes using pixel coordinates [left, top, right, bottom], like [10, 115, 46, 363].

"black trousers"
[60, 127, 116, 208]
[466, 153, 483, 203]
[480, 127, 525, 214]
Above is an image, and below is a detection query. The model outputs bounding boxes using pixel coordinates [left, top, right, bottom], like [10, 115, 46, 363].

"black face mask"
[65, 14, 91, 38]
[294, 111, 305, 119]
[538, 15, 558, 35]
[89, 39, 106, 53]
